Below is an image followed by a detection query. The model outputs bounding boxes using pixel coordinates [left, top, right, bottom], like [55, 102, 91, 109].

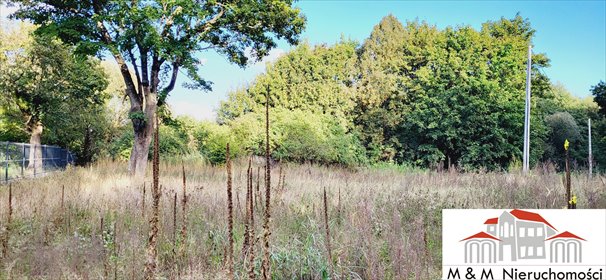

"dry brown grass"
[0, 160, 604, 279]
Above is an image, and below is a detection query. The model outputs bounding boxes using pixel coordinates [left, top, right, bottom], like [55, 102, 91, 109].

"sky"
[2, 1, 605, 121]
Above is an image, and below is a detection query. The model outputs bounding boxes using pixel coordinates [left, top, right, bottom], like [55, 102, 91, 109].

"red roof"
[484, 218, 498, 224]
[546, 231, 586, 241]
[461, 231, 501, 242]
[510, 209, 557, 231]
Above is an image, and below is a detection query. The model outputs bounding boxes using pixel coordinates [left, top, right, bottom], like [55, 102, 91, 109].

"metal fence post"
[21, 144, 25, 177]
[5, 142, 9, 183]
[33, 144, 37, 178]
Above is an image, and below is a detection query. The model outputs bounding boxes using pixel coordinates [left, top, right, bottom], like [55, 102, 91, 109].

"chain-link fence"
[1, 141, 75, 183]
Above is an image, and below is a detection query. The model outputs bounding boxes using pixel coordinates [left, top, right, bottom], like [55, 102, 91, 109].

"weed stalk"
[247, 157, 256, 280]
[323, 186, 333, 273]
[564, 140, 573, 209]
[144, 113, 161, 279]
[261, 86, 272, 280]
[226, 143, 234, 279]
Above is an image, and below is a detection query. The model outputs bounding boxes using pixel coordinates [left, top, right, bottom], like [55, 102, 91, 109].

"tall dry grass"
[0, 159, 604, 279]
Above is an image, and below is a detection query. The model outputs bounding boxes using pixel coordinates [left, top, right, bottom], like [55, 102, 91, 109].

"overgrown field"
[0, 161, 605, 279]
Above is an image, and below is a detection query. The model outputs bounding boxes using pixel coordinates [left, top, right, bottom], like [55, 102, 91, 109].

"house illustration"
[547, 231, 586, 263]
[461, 209, 585, 264]
[462, 232, 500, 263]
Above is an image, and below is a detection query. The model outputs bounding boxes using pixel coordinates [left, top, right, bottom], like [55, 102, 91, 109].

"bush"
[195, 109, 367, 166]
[271, 109, 366, 166]
[194, 122, 237, 164]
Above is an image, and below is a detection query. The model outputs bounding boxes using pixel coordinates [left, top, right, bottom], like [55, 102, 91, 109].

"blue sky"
[2, 1, 605, 120]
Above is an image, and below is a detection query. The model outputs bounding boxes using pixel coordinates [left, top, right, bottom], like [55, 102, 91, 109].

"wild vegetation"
[1, 2, 605, 279]
[3, 14, 604, 172]
[218, 15, 604, 170]
[0, 161, 604, 279]
[0, 23, 110, 165]
[3, 0, 306, 177]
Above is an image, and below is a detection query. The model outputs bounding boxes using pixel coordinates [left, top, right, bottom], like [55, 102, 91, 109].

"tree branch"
[140, 46, 150, 87]
[197, 4, 225, 35]
[162, 61, 179, 95]
[95, 20, 141, 104]
[180, 3, 225, 43]
[161, 5, 182, 38]
[127, 48, 143, 97]
[150, 52, 162, 96]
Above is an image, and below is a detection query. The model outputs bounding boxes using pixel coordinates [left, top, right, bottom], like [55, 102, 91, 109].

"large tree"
[217, 40, 358, 125]
[0, 23, 108, 169]
[593, 81, 606, 116]
[355, 16, 436, 162]
[591, 81, 606, 170]
[8, 0, 306, 176]
[353, 15, 552, 169]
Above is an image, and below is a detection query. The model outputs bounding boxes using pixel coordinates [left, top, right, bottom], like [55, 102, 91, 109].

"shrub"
[197, 109, 366, 166]
[194, 121, 244, 164]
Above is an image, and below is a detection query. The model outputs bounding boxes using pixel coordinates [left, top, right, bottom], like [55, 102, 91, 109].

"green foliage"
[9, 0, 306, 103]
[269, 109, 366, 165]
[591, 81, 606, 170]
[195, 109, 366, 166]
[194, 121, 239, 165]
[216, 14, 603, 171]
[353, 15, 545, 169]
[3, 11, 601, 171]
[109, 127, 135, 161]
[544, 112, 580, 164]
[218, 40, 358, 126]
[7, 0, 306, 174]
[593, 81, 606, 116]
[0, 23, 110, 164]
[354, 15, 413, 162]
[594, 118, 606, 170]
[128, 111, 147, 123]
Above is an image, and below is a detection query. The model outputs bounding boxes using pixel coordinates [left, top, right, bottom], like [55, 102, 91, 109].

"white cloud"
[0, 4, 18, 19]
[245, 47, 286, 69]
[168, 100, 216, 121]
[259, 48, 286, 64]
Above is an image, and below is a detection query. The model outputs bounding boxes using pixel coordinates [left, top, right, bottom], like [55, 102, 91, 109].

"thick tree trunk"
[96, 19, 177, 178]
[79, 125, 93, 165]
[128, 91, 157, 177]
[27, 121, 43, 171]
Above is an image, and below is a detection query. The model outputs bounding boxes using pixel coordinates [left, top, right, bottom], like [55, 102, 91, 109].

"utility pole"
[587, 119, 593, 179]
[523, 45, 532, 173]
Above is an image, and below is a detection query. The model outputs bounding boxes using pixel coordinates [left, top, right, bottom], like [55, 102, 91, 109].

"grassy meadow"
[0, 161, 605, 279]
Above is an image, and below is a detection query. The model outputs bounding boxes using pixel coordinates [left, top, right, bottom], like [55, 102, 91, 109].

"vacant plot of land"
[0, 161, 604, 279]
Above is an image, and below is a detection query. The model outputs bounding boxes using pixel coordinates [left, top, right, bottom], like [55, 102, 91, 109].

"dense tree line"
[217, 14, 604, 171]
[2, 15, 604, 172]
